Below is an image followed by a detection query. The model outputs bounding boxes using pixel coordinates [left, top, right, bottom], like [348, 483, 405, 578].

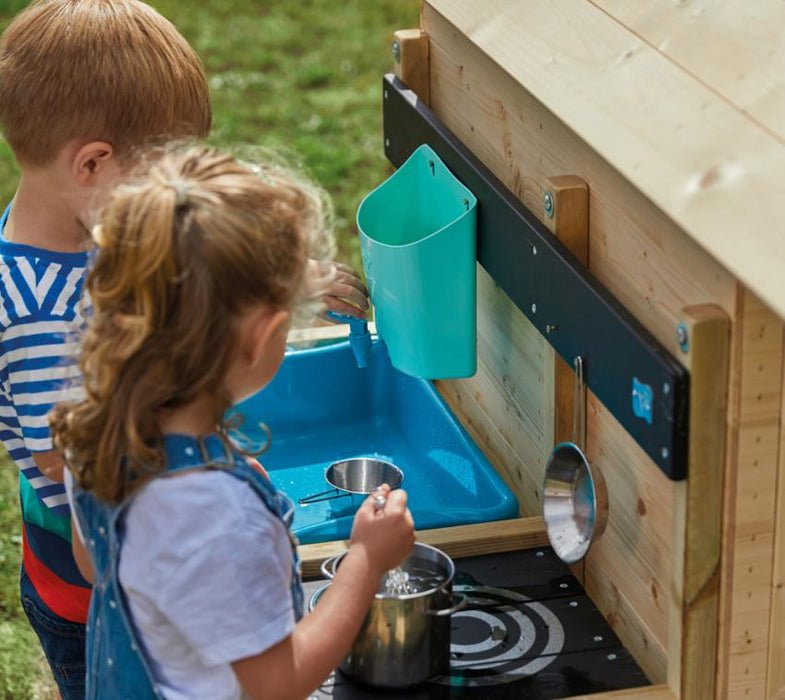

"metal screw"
[384, 89, 389, 100]
[661, 446, 670, 460]
[569, 601, 578, 608]
[531, 303, 537, 314]
[392, 39, 401, 63]
[607, 653, 617, 661]
[663, 382, 670, 396]
[593, 635, 604, 642]
[536, 551, 544, 558]
[676, 323, 689, 353]
[543, 191, 554, 218]
[559, 583, 568, 589]
[532, 245, 537, 256]
[385, 137, 390, 148]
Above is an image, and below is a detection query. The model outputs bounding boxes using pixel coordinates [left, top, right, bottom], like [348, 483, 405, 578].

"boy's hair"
[51, 145, 334, 503]
[0, 0, 211, 166]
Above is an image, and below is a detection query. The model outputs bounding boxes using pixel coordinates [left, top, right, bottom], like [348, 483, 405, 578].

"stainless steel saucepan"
[313, 542, 466, 688]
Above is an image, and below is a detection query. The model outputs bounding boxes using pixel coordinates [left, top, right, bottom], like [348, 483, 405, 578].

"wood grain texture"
[421, 5, 739, 683]
[393, 28, 430, 105]
[570, 686, 675, 700]
[436, 264, 554, 517]
[666, 306, 729, 698]
[589, 0, 785, 144]
[421, 4, 736, 352]
[425, 0, 785, 322]
[298, 517, 548, 578]
[544, 176, 590, 449]
[544, 175, 589, 585]
[716, 291, 783, 699]
[582, 393, 674, 683]
[769, 337, 785, 698]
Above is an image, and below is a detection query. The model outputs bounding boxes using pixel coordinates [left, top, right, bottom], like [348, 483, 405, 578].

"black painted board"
[450, 548, 581, 601]
[312, 646, 648, 700]
[303, 547, 649, 700]
[381, 74, 690, 480]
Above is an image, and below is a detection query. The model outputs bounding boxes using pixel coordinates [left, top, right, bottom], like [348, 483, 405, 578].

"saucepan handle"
[426, 593, 468, 617]
[320, 556, 341, 580]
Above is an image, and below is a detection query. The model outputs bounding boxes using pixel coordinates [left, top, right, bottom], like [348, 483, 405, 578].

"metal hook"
[572, 356, 586, 451]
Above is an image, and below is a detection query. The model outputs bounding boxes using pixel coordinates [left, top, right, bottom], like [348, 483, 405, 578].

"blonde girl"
[51, 145, 415, 700]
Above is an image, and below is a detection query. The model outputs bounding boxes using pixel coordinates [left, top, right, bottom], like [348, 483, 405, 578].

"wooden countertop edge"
[299, 516, 548, 578]
[570, 686, 674, 699]
[287, 321, 376, 347]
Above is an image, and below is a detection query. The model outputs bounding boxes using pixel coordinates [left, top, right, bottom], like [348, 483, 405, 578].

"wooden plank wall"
[421, 3, 740, 685]
[770, 357, 785, 698]
[716, 292, 783, 699]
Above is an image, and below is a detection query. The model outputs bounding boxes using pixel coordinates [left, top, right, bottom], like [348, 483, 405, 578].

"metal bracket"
[382, 75, 689, 480]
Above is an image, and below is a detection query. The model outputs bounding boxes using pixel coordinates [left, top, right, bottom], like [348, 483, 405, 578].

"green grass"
[0, 0, 418, 695]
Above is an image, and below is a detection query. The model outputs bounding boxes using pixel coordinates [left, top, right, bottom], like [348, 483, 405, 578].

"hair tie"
[167, 180, 190, 206]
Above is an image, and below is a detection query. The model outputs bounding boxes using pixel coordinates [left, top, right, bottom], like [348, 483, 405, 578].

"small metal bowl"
[543, 443, 608, 564]
[326, 457, 404, 494]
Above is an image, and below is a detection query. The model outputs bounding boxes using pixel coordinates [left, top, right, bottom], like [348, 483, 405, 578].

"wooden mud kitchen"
[295, 3, 785, 699]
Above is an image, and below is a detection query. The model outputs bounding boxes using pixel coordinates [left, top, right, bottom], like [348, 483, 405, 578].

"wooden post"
[392, 28, 430, 106]
[667, 305, 730, 698]
[769, 364, 785, 698]
[543, 175, 589, 582]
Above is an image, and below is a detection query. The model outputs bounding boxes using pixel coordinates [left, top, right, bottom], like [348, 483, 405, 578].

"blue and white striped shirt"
[0, 207, 90, 515]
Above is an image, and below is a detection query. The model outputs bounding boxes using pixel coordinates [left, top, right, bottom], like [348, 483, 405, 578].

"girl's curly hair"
[50, 144, 333, 503]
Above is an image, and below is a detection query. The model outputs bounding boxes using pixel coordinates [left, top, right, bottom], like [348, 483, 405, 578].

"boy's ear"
[248, 309, 291, 368]
[71, 141, 115, 185]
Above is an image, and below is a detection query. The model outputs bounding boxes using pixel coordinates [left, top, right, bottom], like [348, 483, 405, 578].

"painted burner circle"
[439, 585, 566, 687]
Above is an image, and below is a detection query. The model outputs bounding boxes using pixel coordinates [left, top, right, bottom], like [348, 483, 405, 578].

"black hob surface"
[304, 547, 649, 699]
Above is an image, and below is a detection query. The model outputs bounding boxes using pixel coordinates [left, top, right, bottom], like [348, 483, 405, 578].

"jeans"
[20, 567, 86, 700]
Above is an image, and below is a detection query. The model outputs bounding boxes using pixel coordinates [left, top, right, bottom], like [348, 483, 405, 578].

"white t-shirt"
[66, 469, 297, 700]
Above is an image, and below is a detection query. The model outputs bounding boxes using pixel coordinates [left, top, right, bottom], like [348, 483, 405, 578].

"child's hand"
[307, 259, 369, 319]
[349, 486, 415, 577]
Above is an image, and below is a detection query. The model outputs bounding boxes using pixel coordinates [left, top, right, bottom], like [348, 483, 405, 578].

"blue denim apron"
[72, 434, 304, 699]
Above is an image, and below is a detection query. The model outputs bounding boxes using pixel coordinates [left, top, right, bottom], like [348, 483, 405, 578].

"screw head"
[663, 382, 670, 396]
[385, 137, 390, 148]
[543, 191, 554, 218]
[531, 303, 537, 314]
[607, 653, 617, 661]
[392, 39, 401, 63]
[661, 446, 670, 460]
[676, 323, 689, 353]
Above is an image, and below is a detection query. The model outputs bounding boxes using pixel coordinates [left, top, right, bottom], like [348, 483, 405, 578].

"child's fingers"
[384, 489, 408, 516]
[322, 296, 367, 319]
[334, 262, 368, 290]
[328, 281, 369, 309]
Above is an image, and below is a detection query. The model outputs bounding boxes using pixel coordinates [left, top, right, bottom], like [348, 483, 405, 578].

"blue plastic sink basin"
[232, 339, 518, 544]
